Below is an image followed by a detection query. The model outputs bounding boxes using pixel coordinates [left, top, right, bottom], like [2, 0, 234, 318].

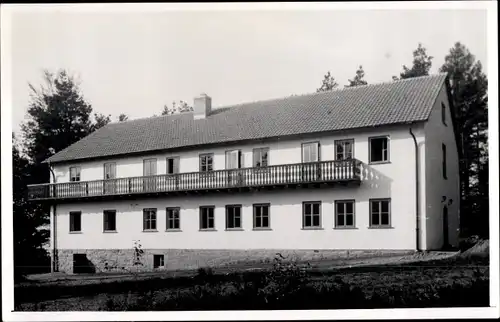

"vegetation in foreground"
[16, 249, 489, 311]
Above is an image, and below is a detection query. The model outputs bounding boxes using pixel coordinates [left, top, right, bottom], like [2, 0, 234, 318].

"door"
[226, 150, 243, 186]
[73, 254, 88, 274]
[443, 205, 449, 249]
[103, 163, 116, 195]
[143, 159, 157, 192]
[302, 142, 321, 181]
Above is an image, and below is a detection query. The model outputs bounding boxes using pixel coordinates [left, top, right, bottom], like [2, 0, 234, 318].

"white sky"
[8, 6, 488, 134]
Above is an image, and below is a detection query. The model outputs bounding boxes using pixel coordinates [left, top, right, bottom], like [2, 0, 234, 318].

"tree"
[439, 42, 488, 237]
[394, 43, 434, 80]
[346, 65, 368, 87]
[118, 114, 129, 122]
[17, 69, 108, 276]
[316, 71, 339, 92]
[13, 134, 50, 281]
[161, 100, 193, 115]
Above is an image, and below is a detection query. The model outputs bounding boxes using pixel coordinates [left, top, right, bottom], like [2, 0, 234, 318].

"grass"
[15, 254, 489, 311]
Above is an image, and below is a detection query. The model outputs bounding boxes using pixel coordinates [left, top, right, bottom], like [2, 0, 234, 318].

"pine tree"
[316, 71, 339, 92]
[346, 65, 368, 87]
[393, 43, 433, 80]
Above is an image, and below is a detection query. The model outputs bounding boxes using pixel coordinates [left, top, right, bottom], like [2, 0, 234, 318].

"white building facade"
[28, 74, 460, 273]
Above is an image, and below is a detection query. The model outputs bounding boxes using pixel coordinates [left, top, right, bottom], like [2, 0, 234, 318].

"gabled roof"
[45, 73, 448, 164]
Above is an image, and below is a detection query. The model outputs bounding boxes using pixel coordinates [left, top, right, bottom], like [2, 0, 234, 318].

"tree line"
[12, 41, 488, 280]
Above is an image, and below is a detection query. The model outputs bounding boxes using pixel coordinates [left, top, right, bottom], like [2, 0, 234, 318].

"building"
[27, 74, 460, 274]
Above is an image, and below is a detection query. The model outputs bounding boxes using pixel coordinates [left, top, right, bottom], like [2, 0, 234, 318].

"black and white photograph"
[1, 1, 498, 320]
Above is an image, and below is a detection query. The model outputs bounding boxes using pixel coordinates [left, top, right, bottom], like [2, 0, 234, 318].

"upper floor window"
[302, 142, 320, 163]
[199, 154, 214, 172]
[253, 148, 269, 167]
[143, 158, 157, 176]
[335, 139, 354, 160]
[69, 167, 81, 182]
[225, 150, 242, 169]
[166, 207, 180, 230]
[103, 210, 116, 232]
[166, 157, 179, 174]
[143, 208, 157, 231]
[370, 199, 391, 228]
[441, 102, 447, 126]
[226, 205, 242, 230]
[369, 136, 389, 163]
[442, 143, 447, 179]
[303, 201, 321, 228]
[69, 211, 81, 232]
[104, 163, 116, 180]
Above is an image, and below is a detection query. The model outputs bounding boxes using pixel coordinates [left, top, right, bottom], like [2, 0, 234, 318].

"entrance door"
[443, 205, 449, 249]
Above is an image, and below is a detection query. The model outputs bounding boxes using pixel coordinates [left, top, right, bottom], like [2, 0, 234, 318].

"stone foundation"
[56, 249, 414, 274]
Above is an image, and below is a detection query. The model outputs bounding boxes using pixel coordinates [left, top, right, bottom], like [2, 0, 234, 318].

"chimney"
[193, 93, 212, 119]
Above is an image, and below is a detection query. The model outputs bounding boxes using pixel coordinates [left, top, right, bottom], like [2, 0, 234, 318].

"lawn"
[15, 250, 489, 311]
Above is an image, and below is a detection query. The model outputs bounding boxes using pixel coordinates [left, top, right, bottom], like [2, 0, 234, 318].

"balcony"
[27, 159, 363, 202]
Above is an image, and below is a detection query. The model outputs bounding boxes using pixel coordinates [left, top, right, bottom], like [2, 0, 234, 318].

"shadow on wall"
[357, 164, 393, 201]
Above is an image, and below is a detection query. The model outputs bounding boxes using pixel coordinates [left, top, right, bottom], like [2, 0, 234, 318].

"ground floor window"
[253, 204, 270, 229]
[166, 207, 180, 230]
[335, 200, 355, 228]
[143, 208, 157, 231]
[226, 205, 242, 229]
[69, 211, 82, 232]
[103, 210, 116, 231]
[303, 201, 321, 228]
[200, 206, 215, 230]
[370, 199, 391, 227]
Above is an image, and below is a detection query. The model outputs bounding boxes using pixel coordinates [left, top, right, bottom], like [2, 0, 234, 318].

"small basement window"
[153, 255, 165, 268]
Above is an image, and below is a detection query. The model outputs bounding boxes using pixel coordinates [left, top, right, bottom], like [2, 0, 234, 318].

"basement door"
[443, 205, 450, 249]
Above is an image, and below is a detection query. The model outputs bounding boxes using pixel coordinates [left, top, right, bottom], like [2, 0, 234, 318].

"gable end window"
[442, 143, 447, 179]
[69, 167, 81, 182]
[369, 199, 391, 228]
[335, 139, 354, 160]
[303, 201, 322, 228]
[441, 102, 447, 126]
[103, 210, 116, 232]
[143, 208, 157, 231]
[69, 211, 82, 232]
[369, 136, 389, 163]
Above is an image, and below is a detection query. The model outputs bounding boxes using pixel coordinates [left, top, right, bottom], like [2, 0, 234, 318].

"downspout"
[48, 161, 58, 272]
[409, 128, 420, 252]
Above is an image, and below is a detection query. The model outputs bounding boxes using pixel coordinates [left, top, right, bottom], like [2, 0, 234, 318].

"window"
[335, 200, 355, 228]
[166, 207, 180, 230]
[253, 148, 269, 167]
[153, 255, 164, 268]
[335, 139, 354, 160]
[143, 159, 157, 176]
[199, 154, 214, 172]
[370, 199, 391, 228]
[69, 167, 81, 182]
[441, 102, 447, 126]
[303, 201, 321, 228]
[103, 210, 116, 232]
[442, 144, 447, 179]
[226, 205, 242, 229]
[143, 208, 157, 231]
[200, 206, 215, 230]
[166, 157, 179, 174]
[302, 142, 320, 163]
[369, 136, 389, 163]
[69, 211, 81, 232]
[225, 150, 242, 169]
[253, 204, 270, 229]
[104, 163, 116, 179]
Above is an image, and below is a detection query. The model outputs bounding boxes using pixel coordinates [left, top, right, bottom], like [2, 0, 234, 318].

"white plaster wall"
[54, 125, 426, 251]
[423, 85, 461, 249]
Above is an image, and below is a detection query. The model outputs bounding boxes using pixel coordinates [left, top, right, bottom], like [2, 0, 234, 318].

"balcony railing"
[27, 159, 362, 201]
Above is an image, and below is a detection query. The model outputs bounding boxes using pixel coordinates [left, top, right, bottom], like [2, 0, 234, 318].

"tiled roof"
[45, 74, 447, 163]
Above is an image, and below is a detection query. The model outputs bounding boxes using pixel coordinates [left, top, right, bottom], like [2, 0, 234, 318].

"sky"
[7, 5, 488, 134]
